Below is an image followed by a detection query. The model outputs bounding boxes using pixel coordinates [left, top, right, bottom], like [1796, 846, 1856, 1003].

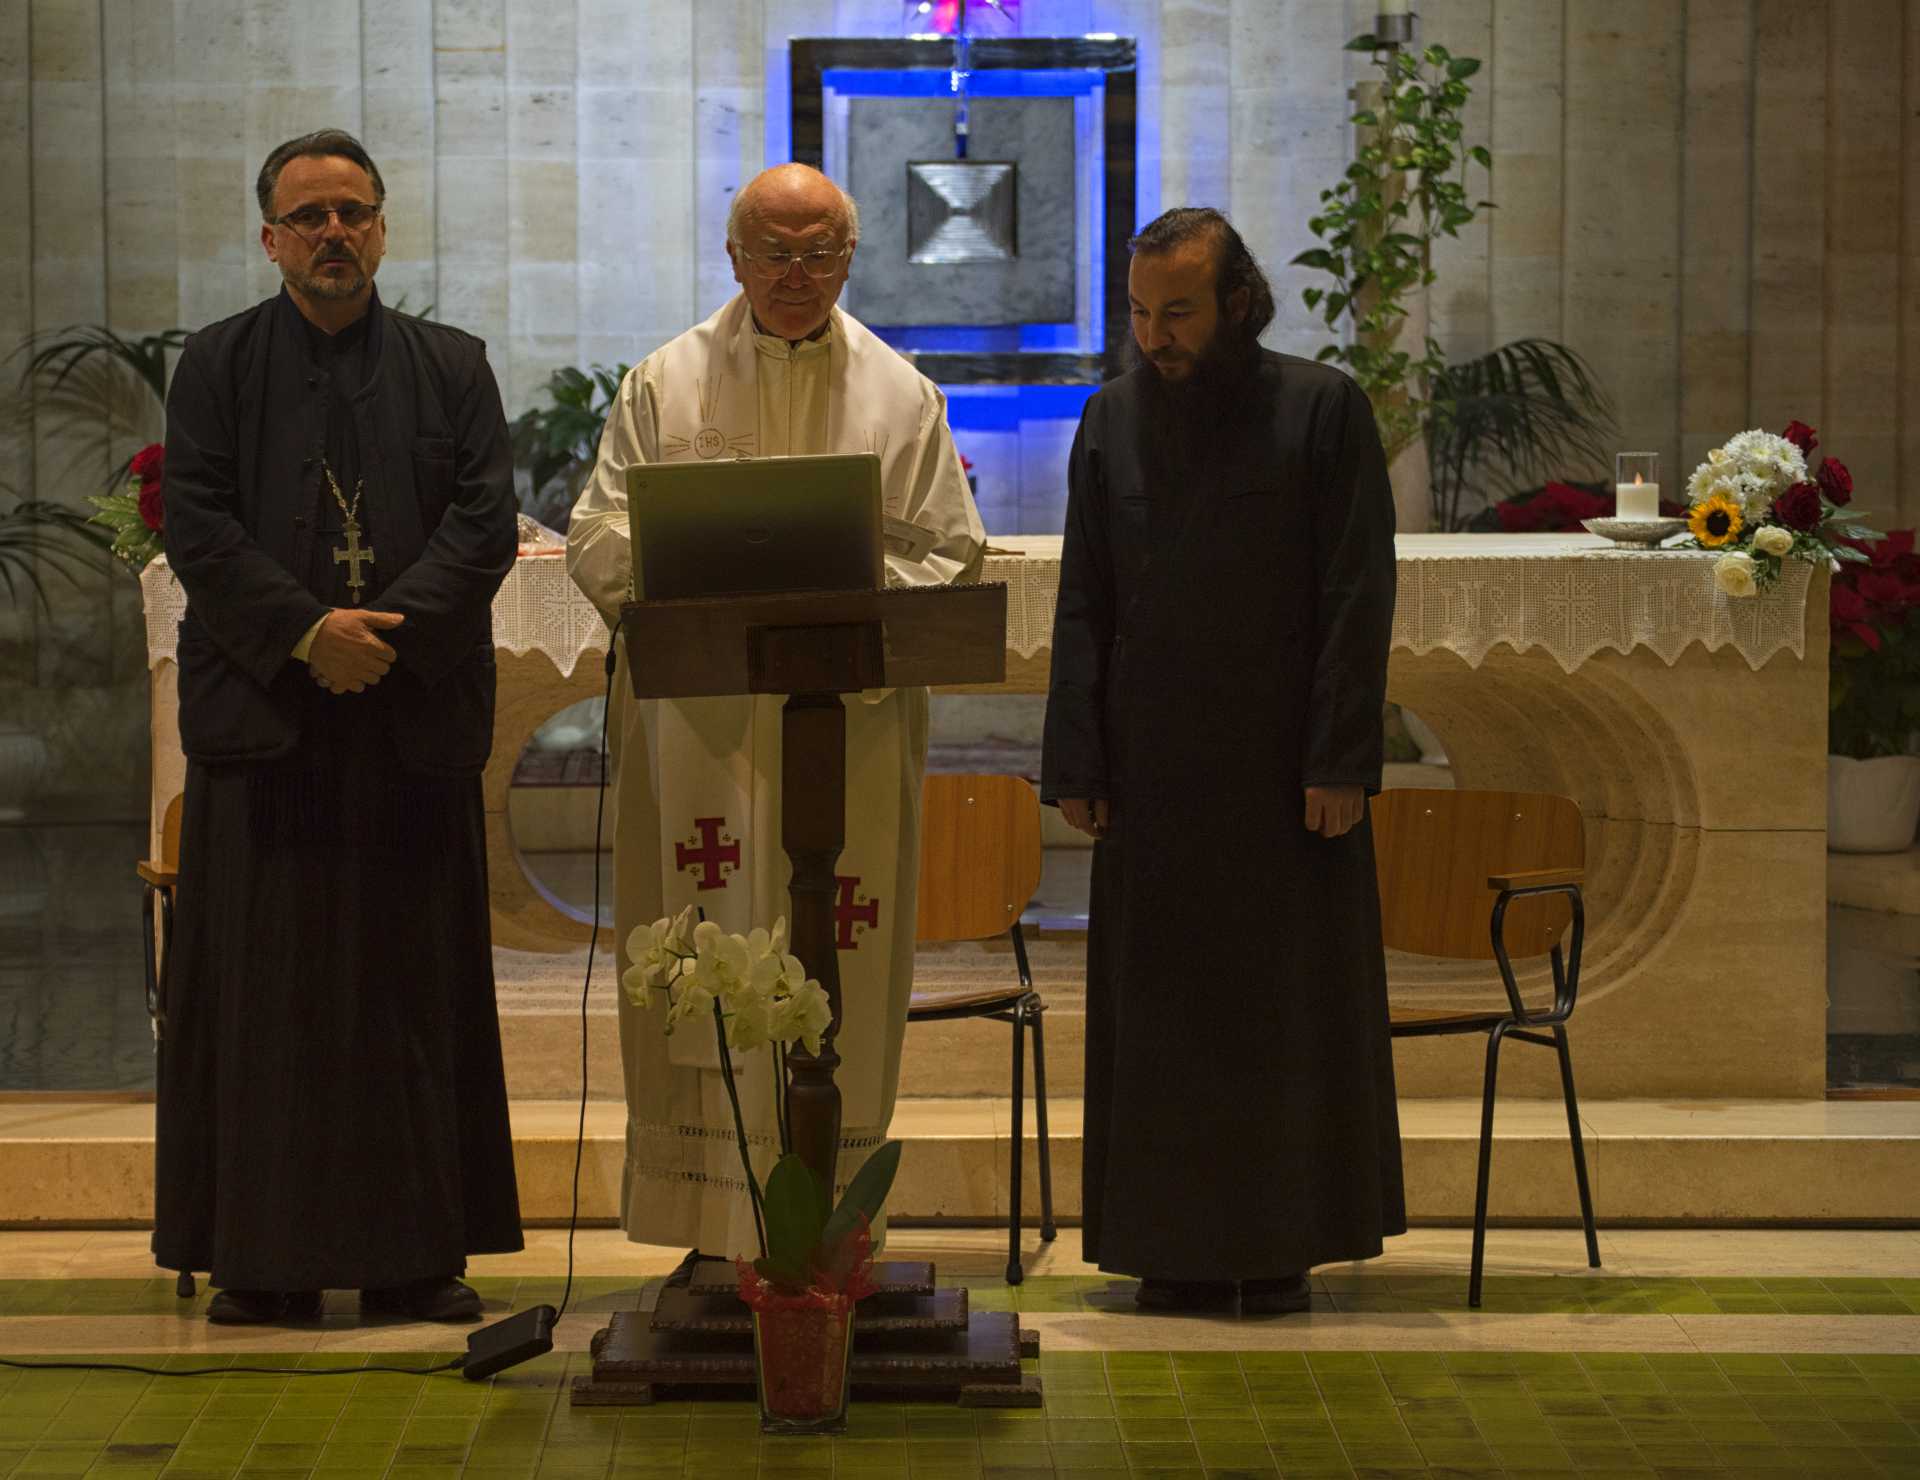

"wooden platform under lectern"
[572, 581, 1040, 1410]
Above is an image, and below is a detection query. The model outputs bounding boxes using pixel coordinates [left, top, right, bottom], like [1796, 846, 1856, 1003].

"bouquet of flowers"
[85, 442, 165, 571]
[624, 908, 899, 1293]
[1682, 421, 1873, 596]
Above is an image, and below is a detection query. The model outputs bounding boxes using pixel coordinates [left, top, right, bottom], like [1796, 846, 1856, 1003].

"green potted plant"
[625, 908, 901, 1433]
[1829, 529, 1920, 852]
[508, 363, 629, 531]
[1293, 37, 1616, 529]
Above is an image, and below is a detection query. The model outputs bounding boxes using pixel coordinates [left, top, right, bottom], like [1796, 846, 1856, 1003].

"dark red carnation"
[137, 478, 164, 532]
[129, 443, 164, 485]
[1817, 456, 1852, 507]
[1782, 420, 1818, 456]
[1773, 482, 1822, 531]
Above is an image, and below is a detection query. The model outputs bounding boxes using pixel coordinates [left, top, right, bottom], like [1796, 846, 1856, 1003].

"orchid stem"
[771, 1042, 790, 1159]
[712, 999, 767, 1259]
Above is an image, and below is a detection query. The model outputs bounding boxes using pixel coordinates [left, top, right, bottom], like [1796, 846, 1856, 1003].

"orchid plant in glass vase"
[622, 907, 901, 1432]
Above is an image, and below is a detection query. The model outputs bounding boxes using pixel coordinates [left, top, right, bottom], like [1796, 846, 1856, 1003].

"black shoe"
[282, 1290, 324, 1320]
[1134, 1278, 1236, 1312]
[360, 1277, 483, 1322]
[1240, 1274, 1311, 1315]
[206, 1288, 287, 1325]
[664, 1249, 704, 1289]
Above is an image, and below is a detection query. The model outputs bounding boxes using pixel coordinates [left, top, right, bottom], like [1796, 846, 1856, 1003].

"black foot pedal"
[463, 1304, 556, 1380]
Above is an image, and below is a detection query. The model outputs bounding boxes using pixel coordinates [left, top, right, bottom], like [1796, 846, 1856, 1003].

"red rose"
[137, 478, 164, 532]
[1773, 482, 1822, 531]
[1782, 421, 1818, 456]
[1817, 456, 1852, 506]
[130, 443, 164, 485]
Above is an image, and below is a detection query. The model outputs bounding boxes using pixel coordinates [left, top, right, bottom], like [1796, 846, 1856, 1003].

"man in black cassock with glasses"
[156, 128, 522, 1325]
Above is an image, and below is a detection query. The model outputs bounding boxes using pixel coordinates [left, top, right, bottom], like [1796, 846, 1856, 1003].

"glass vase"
[751, 1303, 856, 1435]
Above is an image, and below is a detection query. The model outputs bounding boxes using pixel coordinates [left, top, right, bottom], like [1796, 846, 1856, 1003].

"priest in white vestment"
[567, 164, 986, 1257]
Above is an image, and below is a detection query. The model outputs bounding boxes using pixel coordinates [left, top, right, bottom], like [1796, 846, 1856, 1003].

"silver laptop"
[626, 452, 885, 601]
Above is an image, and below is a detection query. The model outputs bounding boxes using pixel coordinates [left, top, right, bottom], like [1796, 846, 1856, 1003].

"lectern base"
[570, 1258, 1043, 1409]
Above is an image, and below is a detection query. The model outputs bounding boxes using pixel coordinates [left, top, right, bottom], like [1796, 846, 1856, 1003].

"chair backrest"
[915, 773, 1044, 944]
[1370, 788, 1583, 961]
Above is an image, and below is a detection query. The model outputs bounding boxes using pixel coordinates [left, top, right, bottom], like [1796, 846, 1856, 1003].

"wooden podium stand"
[572, 582, 1042, 1410]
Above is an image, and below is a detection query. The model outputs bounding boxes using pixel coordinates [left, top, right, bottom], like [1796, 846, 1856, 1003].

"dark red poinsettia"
[1782, 420, 1819, 456]
[1495, 481, 1611, 533]
[130, 442, 165, 532]
[1831, 530, 1920, 652]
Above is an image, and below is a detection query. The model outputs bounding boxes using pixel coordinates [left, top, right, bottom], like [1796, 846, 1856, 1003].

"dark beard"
[1134, 331, 1261, 463]
[286, 253, 369, 302]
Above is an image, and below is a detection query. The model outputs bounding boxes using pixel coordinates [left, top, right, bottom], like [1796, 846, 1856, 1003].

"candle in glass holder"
[1615, 452, 1660, 520]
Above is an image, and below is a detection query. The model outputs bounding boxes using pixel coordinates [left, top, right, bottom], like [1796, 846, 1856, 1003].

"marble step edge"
[4, 1099, 1919, 1227]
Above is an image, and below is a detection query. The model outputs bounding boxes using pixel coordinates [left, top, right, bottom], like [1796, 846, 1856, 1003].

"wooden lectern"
[573, 581, 1043, 1411]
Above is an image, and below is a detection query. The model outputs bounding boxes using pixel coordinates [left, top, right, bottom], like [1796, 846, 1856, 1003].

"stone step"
[5, 1096, 1916, 1228]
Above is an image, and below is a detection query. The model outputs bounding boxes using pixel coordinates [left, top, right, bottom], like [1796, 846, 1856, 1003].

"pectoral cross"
[332, 517, 375, 604]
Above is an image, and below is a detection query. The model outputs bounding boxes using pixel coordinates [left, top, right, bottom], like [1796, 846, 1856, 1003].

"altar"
[138, 532, 1828, 1103]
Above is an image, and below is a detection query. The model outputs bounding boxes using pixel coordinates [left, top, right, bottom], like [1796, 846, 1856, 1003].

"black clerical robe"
[154, 287, 523, 1290]
[1040, 352, 1406, 1281]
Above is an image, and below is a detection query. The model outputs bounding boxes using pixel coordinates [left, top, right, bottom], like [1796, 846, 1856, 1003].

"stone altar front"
[140, 534, 1828, 1101]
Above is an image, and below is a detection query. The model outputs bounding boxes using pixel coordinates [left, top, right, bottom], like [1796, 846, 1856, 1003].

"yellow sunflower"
[1689, 492, 1745, 548]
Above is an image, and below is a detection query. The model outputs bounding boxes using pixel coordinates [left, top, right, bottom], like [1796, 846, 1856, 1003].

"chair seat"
[1389, 1007, 1510, 1034]
[908, 984, 1031, 1019]
[136, 862, 176, 888]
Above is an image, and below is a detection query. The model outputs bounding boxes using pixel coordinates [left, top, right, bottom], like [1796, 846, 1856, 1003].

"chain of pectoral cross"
[319, 456, 375, 604]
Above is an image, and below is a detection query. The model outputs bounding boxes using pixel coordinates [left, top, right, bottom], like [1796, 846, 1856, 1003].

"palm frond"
[14, 324, 187, 404]
[0, 497, 109, 611]
[1427, 338, 1617, 530]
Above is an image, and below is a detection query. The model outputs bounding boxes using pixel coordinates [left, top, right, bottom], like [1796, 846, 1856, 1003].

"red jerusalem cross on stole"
[675, 817, 740, 891]
[833, 875, 881, 950]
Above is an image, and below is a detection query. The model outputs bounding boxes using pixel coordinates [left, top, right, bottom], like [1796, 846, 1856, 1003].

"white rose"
[1714, 551, 1758, 597]
[1752, 526, 1793, 557]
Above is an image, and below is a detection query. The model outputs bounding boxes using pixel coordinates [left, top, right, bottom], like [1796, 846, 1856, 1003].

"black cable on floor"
[0, 1356, 464, 1378]
[553, 643, 617, 1326]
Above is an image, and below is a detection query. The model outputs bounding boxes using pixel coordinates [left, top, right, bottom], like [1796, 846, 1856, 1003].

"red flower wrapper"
[1782, 420, 1819, 456]
[1817, 456, 1853, 507]
[130, 443, 165, 484]
[1773, 481, 1822, 532]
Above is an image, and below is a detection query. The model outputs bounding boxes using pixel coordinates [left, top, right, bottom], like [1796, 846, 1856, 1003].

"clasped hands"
[309, 608, 405, 694]
[1058, 784, 1364, 841]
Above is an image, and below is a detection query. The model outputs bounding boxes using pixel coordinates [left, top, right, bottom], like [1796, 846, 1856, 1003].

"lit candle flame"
[1633, 473, 1644, 486]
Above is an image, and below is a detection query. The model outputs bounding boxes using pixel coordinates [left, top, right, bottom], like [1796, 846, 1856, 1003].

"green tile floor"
[2, 1348, 1919, 1478]
[6, 1276, 1920, 1321]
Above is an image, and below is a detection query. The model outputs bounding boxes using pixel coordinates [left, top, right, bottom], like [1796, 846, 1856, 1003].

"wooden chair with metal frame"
[911, 772, 1057, 1284]
[1372, 787, 1601, 1308]
[136, 793, 197, 1298]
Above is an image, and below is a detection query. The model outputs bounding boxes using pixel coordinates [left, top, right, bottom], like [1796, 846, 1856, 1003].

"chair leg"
[1470, 1026, 1508, 1310]
[141, 884, 160, 1034]
[1007, 1007, 1026, 1285]
[1553, 1025, 1602, 1269]
[1028, 1001, 1057, 1242]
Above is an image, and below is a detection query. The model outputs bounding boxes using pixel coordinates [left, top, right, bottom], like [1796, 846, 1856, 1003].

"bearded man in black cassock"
[1041, 207, 1405, 1314]
[155, 128, 523, 1325]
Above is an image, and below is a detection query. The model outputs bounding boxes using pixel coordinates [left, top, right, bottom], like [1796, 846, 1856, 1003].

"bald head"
[726, 164, 861, 343]
[727, 163, 860, 245]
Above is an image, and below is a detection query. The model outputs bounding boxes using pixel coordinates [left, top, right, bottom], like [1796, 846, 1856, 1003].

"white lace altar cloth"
[139, 532, 1815, 677]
